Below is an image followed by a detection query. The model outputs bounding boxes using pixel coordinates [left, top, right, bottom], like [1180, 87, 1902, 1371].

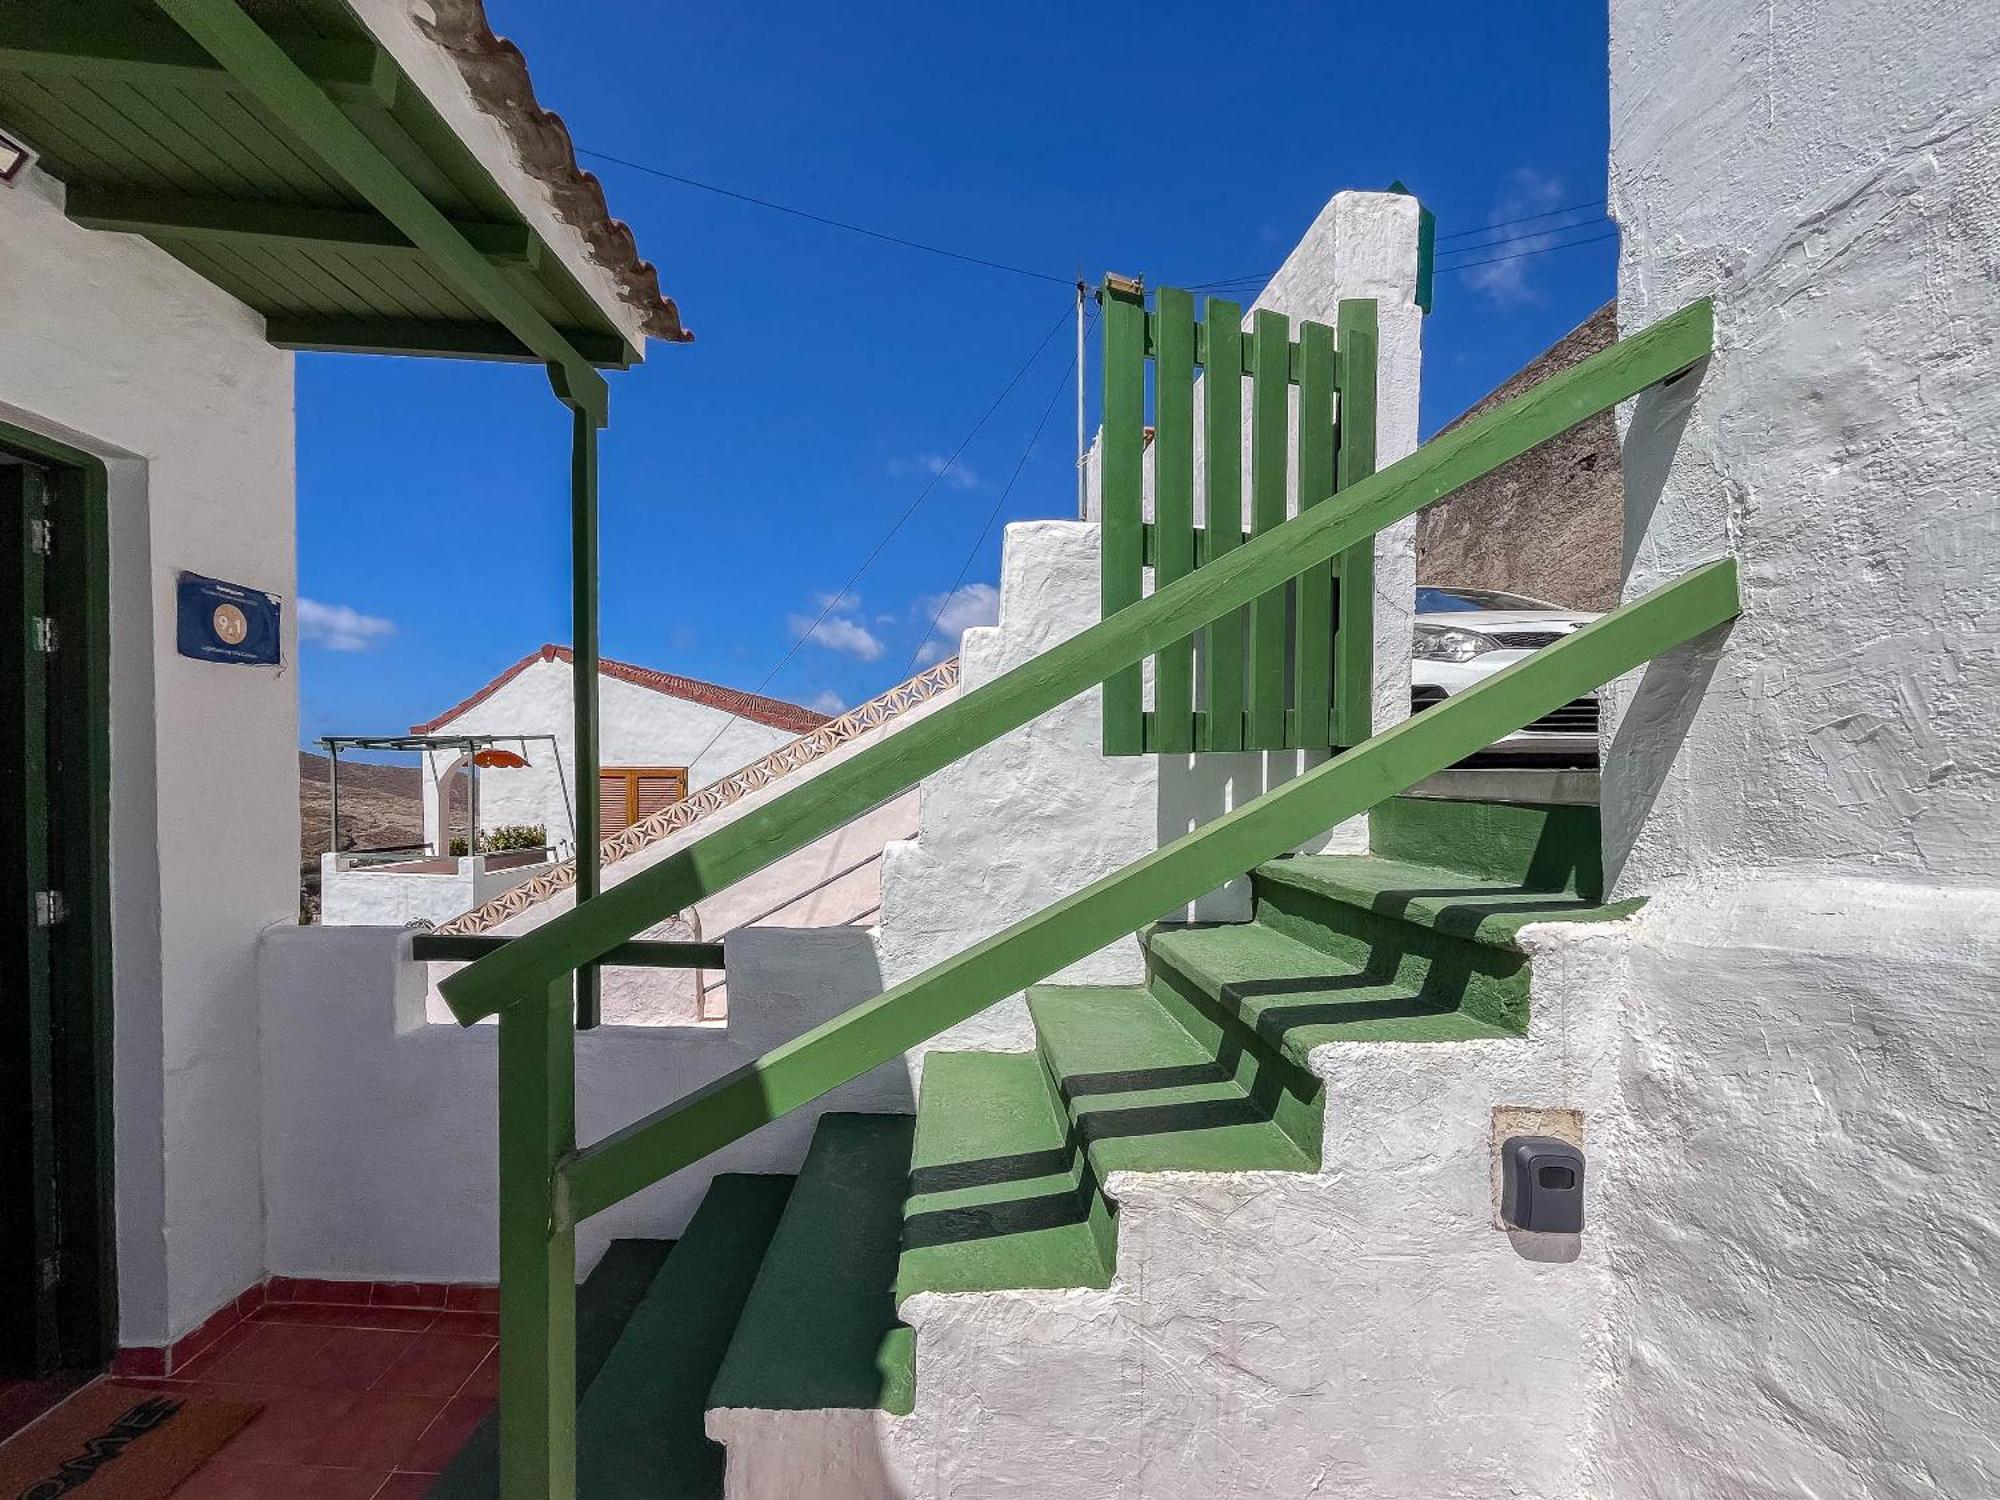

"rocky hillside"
[1416, 301, 1624, 611]
[299, 750, 423, 867]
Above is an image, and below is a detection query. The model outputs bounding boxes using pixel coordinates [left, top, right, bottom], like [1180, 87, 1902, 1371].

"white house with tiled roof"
[412, 644, 829, 856]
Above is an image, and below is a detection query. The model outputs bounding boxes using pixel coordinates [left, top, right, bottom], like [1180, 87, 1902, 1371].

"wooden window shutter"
[598, 767, 689, 835]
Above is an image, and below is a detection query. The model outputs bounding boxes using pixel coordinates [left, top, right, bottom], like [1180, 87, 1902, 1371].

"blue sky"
[296, 0, 1615, 746]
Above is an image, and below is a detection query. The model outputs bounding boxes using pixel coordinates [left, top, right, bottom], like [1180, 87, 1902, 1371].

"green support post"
[497, 976, 578, 1498]
[567, 405, 602, 1029]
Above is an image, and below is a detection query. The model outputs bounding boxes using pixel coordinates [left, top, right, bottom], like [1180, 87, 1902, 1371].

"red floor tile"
[254, 1303, 439, 1333]
[199, 1322, 340, 1387]
[372, 1334, 495, 1399]
[399, 1393, 493, 1474]
[427, 1310, 499, 1339]
[300, 1390, 443, 1471]
[443, 1285, 498, 1313]
[371, 1475, 437, 1499]
[370, 1283, 447, 1310]
[459, 1346, 499, 1401]
[199, 1384, 360, 1466]
[294, 1328, 423, 1392]
[171, 1460, 390, 1498]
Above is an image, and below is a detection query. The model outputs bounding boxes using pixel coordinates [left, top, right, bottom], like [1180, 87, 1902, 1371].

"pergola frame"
[144, 0, 620, 1023]
[318, 732, 570, 859]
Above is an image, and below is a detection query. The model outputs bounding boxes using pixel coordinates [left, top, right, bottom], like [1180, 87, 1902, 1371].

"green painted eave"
[0, 0, 642, 368]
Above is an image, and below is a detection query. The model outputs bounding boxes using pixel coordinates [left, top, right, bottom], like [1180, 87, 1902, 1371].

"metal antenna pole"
[1075, 277, 1089, 519]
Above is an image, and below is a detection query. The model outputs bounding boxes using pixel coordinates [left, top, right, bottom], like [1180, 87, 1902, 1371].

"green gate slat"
[1291, 319, 1337, 749]
[1201, 297, 1246, 751]
[1150, 288, 1197, 753]
[1247, 308, 1290, 748]
[1333, 299, 1379, 748]
[1099, 281, 1147, 756]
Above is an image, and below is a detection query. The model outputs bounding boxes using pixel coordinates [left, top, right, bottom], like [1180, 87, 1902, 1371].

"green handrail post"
[497, 975, 578, 1498]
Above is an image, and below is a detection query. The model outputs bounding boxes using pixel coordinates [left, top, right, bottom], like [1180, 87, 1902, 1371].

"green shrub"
[451, 823, 546, 856]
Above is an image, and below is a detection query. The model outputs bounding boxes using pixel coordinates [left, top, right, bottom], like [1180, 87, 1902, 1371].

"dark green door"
[1, 443, 114, 1376]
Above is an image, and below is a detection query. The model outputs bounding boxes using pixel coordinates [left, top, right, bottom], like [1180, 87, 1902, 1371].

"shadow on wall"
[1155, 748, 1351, 922]
[1603, 353, 1736, 895]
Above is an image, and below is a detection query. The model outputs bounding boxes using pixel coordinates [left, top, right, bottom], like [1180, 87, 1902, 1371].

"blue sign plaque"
[176, 572, 282, 665]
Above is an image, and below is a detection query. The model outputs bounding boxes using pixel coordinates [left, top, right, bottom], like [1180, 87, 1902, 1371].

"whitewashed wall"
[260, 924, 911, 1282]
[417, 656, 803, 853]
[1596, 0, 2000, 1492]
[0, 167, 295, 1348]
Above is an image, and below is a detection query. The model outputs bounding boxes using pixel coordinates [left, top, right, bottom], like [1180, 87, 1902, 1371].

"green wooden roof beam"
[441, 298, 1716, 1024]
[150, 0, 609, 422]
[262, 317, 632, 368]
[0, 16, 395, 106]
[65, 189, 539, 267]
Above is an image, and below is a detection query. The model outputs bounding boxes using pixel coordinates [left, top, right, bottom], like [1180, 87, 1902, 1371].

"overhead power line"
[1435, 228, 1619, 273]
[902, 311, 1090, 681]
[1434, 197, 1607, 244]
[578, 147, 1075, 286]
[1188, 199, 1614, 293]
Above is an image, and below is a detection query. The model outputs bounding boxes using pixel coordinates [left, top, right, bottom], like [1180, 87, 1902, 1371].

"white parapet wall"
[258, 923, 911, 1283]
[319, 851, 551, 928]
[1594, 0, 2000, 1491]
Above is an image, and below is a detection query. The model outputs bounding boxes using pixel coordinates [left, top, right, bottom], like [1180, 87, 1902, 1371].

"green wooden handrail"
[443, 299, 1714, 1025]
[555, 558, 1740, 1222]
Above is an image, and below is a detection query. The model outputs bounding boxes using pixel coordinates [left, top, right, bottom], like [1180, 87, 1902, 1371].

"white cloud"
[807, 689, 846, 715]
[298, 597, 396, 652]
[889, 453, 980, 491]
[911, 582, 1000, 665]
[789, 610, 884, 661]
[1464, 168, 1570, 307]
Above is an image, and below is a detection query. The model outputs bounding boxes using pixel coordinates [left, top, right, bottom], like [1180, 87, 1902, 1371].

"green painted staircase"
[427, 793, 1634, 1497]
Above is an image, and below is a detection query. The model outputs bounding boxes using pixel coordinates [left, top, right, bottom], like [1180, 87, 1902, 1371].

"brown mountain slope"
[299, 750, 424, 866]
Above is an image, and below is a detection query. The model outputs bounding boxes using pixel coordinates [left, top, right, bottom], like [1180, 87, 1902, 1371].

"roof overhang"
[0, 0, 686, 400]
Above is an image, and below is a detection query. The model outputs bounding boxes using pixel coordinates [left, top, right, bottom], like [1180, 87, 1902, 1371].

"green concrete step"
[425, 1236, 678, 1498]
[1144, 920, 1519, 1077]
[570, 1175, 795, 1499]
[1368, 796, 1605, 898]
[1255, 853, 1639, 954]
[707, 1114, 917, 1417]
[897, 1051, 1113, 1303]
[1027, 985, 1318, 1177]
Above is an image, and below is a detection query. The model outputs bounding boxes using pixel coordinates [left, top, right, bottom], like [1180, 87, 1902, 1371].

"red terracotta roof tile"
[409, 645, 830, 736]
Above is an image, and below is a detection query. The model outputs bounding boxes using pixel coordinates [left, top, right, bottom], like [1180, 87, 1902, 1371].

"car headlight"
[1412, 624, 1492, 663]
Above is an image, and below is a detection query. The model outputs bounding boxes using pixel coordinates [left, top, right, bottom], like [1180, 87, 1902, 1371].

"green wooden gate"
[1098, 279, 1380, 755]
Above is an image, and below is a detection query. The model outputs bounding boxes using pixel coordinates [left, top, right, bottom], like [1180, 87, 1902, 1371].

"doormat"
[0, 1381, 258, 1500]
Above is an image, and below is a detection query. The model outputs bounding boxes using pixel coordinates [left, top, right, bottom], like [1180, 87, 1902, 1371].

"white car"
[1411, 585, 1602, 760]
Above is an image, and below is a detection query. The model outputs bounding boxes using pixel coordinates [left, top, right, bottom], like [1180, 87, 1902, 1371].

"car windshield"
[1416, 585, 1565, 613]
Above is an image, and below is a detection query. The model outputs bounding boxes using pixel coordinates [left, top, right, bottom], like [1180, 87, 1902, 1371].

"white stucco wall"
[1, 167, 296, 1345]
[417, 655, 804, 854]
[260, 924, 911, 1282]
[1602, 0, 2000, 892]
[1594, 2, 2000, 1493]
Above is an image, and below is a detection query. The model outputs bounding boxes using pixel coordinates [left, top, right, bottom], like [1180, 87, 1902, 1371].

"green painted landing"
[898, 1051, 1113, 1303]
[574, 1176, 794, 1498]
[707, 1113, 917, 1417]
[1028, 985, 1319, 1176]
[1255, 853, 1640, 952]
[1146, 919, 1518, 1074]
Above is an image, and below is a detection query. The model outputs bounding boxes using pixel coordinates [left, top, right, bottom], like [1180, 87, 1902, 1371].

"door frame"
[1, 419, 115, 1373]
